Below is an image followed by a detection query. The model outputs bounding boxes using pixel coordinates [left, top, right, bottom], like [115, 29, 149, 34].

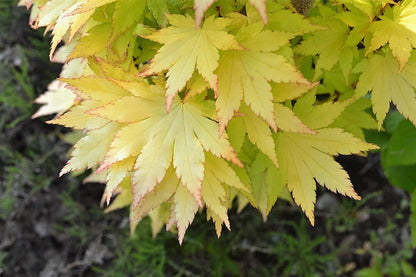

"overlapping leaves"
[25, 0, 413, 243]
[52, 72, 245, 243]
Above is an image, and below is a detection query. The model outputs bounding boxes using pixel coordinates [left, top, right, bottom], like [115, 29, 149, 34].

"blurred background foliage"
[1, 0, 416, 276]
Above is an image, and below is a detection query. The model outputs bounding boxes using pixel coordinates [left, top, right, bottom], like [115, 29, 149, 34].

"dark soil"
[1, 3, 415, 277]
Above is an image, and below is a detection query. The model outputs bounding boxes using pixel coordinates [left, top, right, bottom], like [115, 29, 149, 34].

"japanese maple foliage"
[21, 0, 416, 244]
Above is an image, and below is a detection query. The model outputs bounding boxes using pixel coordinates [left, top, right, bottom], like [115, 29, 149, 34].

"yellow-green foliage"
[21, 0, 416, 244]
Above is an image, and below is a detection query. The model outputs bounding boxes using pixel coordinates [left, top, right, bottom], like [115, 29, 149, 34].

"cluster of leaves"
[21, 0, 416, 243]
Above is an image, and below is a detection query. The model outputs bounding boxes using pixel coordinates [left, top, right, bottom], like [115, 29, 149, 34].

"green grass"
[96, 205, 339, 277]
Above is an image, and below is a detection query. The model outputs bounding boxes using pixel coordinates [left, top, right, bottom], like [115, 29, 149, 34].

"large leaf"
[275, 128, 378, 224]
[140, 14, 242, 110]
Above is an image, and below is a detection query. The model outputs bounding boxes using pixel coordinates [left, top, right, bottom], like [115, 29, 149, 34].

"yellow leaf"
[183, 73, 209, 103]
[79, 75, 240, 210]
[366, 1, 416, 70]
[48, 102, 109, 130]
[140, 14, 242, 110]
[89, 57, 139, 81]
[274, 103, 315, 134]
[356, 50, 416, 128]
[206, 209, 225, 237]
[98, 119, 155, 171]
[132, 96, 241, 208]
[295, 19, 348, 80]
[71, 0, 117, 14]
[104, 177, 133, 213]
[237, 194, 250, 214]
[216, 22, 307, 135]
[331, 98, 378, 139]
[49, 3, 94, 58]
[267, 6, 326, 36]
[103, 157, 135, 204]
[61, 76, 130, 102]
[240, 105, 279, 167]
[109, 0, 146, 44]
[32, 80, 77, 118]
[272, 82, 317, 103]
[337, 0, 373, 18]
[131, 167, 179, 221]
[132, 110, 177, 205]
[208, 157, 247, 194]
[202, 170, 230, 230]
[68, 22, 112, 60]
[59, 58, 88, 78]
[174, 184, 199, 245]
[148, 203, 171, 238]
[36, 0, 76, 29]
[338, 0, 393, 19]
[88, 96, 164, 123]
[49, 76, 132, 131]
[290, 128, 379, 155]
[293, 92, 352, 130]
[172, 105, 206, 205]
[60, 122, 120, 176]
[275, 129, 378, 225]
[31, 0, 97, 58]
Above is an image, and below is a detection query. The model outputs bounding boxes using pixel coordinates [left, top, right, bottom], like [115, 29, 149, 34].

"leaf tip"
[59, 165, 71, 177]
[307, 213, 315, 226]
[178, 234, 185, 245]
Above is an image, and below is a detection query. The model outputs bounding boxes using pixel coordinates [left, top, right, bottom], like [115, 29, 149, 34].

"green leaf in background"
[379, 114, 416, 248]
[381, 164, 416, 193]
[382, 120, 416, 167]
[355, 268, 383, 277]
[364, 129, 390, 148]
[363, 111, 406, 148]
[384, 111, 405, 134]
[331, 98, 378, 140]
